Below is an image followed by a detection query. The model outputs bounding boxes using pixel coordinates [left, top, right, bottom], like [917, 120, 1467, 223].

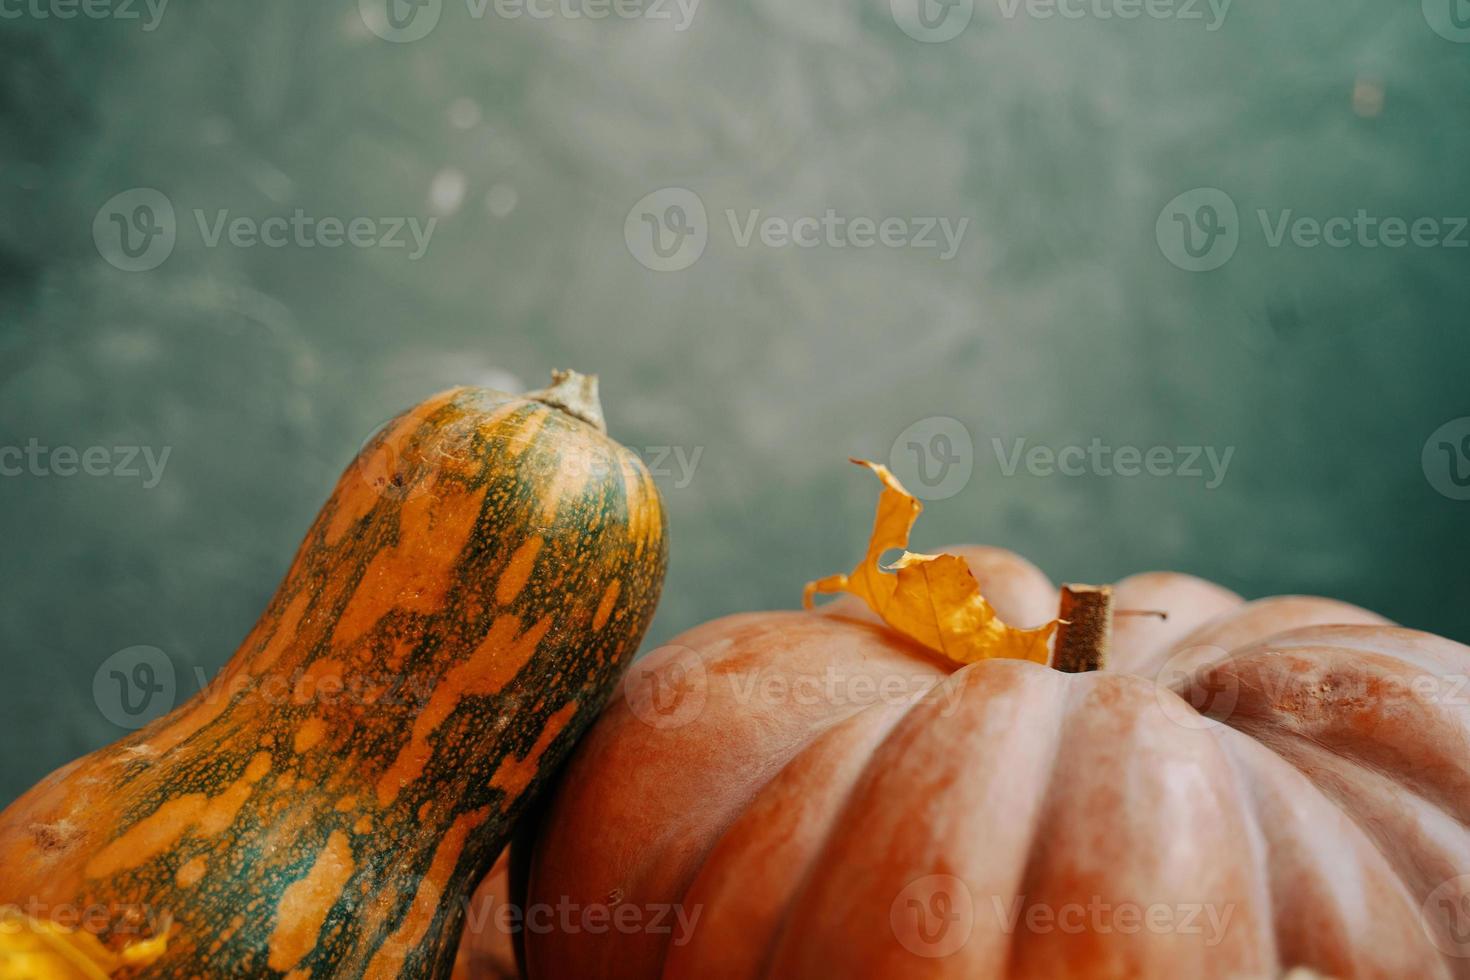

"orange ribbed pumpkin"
[502, 546, 1470, 979]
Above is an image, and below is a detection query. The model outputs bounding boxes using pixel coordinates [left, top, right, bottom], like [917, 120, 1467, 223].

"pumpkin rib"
[761, 660, 1076, 978]
[1234, 729, 1467, 979]
[665, 688, 937, 980]
[1186, 631, 1470, 977]
[993, 666, 1127, 977]
[1210, 725, 1448, 978]
[1257, 623, 1470, 679]
[1234, 710, 1470, 856]
[524, 612, 946, 980]
[666, 639, 946, 913]
[1267, 721, 1470, 862]
[1137, 595, 1392, 680]
[1205, 726, 1281, 969]
[1190, 630, 1470, 822]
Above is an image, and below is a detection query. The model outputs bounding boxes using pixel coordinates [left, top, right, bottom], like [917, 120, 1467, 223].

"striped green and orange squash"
[0, 371, 667, 979]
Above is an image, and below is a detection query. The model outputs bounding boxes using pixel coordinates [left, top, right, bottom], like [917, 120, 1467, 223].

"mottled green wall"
[2, 1, 1468, 805]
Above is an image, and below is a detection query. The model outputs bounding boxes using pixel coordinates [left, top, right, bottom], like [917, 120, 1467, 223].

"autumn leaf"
[804, 459, 1056, 666]
[0, 907, 168, 980]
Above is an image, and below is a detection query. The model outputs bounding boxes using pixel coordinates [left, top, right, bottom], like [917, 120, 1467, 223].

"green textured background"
[2, 0, 1469, 806]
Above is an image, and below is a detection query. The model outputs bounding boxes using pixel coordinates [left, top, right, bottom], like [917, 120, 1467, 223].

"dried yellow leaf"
[0, 907, 167, 980]
[804, 459, 1056, 666]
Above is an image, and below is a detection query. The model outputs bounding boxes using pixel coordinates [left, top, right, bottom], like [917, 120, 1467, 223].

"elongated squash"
[0, 371, 667, 979]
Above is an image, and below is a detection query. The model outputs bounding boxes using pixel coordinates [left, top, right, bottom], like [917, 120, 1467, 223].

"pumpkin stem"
[527, 369, 607, 433]
[1052, 584, 1112, 672]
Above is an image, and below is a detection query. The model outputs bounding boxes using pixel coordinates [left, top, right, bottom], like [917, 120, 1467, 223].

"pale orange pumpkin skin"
[507, 546, 1470, 979]
[453, 852, 520, 980]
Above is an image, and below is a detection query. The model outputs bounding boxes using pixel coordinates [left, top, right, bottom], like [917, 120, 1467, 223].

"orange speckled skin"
[0, 386, 667, 979]
[509, 547, 1470, 980]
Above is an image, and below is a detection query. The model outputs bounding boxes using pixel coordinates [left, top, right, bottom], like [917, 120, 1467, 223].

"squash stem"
[1052, 584, 1112, 672]
[527, 369, 607, 433]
